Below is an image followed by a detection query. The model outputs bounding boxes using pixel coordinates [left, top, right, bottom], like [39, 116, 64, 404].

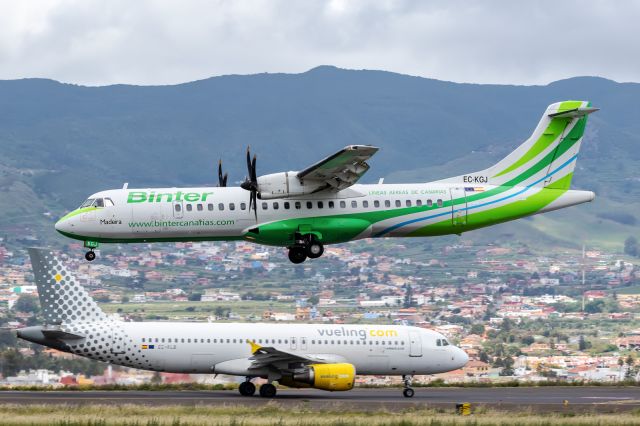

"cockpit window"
[104, 198, 115, 207]
[436, 339, 442, 347]
[442, 339, 449, 346]
[80, 198, 95, 208]
[94, 198, 104, 208]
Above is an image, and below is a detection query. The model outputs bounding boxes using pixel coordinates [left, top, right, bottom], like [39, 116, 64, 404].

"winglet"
[248, 340, 262, 354]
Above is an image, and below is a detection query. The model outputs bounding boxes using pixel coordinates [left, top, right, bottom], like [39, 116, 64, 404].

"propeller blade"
[252, 191, 258, 221]
[246, 146, 252, 177]
[251, 154, 257, 183]
[218, 160, 224, 187]
[222, 173, 228, 187]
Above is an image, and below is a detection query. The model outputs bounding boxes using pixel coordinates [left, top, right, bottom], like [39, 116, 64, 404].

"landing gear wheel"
[85, 251, 96, 262]
[259, 383, 277, 398]
[239, 381, 256, 396]
[403, 388, 415, 398]
[288, 247, 307, 264]
[306, 242, 324, 259]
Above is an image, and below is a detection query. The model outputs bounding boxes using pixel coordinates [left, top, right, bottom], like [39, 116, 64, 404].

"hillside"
[1, 66, 638, 250]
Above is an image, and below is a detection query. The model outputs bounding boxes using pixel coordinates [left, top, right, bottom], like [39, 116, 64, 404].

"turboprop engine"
[256, 172, 326, 200]
[279, 363, 356, 391]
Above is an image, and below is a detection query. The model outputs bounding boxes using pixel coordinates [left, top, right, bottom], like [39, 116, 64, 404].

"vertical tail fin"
[439, 101, 597, 189]
[28, 248, 107, 325]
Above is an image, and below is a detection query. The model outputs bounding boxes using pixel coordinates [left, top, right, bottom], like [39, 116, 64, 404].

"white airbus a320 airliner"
[55, 101, 597, 263]
[19, 248, 468, 398]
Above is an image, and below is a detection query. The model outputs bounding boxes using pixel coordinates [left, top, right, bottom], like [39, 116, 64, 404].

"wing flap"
[297, 145, 379, 191]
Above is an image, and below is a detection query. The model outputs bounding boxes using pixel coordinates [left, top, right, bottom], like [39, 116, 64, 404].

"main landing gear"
[287, 234, 324, 264]
[402, 375, 415, 398]
[239, 378, 276, 397]
[238, 379, 256, 396]
[84, 250, 96, 262]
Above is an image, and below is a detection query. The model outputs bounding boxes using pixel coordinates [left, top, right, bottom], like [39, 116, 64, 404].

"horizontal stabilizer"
[548, 107, 599, 118]
[41, 328, 84, 341]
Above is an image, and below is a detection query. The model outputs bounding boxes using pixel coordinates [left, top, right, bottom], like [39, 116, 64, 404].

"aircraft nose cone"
[55, 216, 73, 234]
[456, 348, 469, 368]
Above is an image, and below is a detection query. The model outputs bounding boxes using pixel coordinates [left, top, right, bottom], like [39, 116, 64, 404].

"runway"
[0, 387, 639, 412]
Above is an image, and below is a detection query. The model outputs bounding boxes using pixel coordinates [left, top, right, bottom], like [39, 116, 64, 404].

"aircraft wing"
[248, 341, 316, 369]
[247, 340, 346, 370]
[296, 145, 379, 192]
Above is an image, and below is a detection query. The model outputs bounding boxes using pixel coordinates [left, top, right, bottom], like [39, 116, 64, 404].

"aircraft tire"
[288, 247, 307, 264]
[85, 251, 96, 262]
[306, 242, 324, 259]
[239, 381, 256, 396]
[403, 388, 415, 398]
[259, 383, 277, 398]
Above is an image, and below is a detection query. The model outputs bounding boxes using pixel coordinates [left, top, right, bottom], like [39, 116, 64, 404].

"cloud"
[0, 0, 638, 85]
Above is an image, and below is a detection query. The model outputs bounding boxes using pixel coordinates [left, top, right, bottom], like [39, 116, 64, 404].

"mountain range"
[1, 66, 638, 250]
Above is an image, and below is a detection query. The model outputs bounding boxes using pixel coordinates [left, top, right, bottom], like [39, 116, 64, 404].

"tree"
[188, 293, 202, 301]
[578, 335, 588, 351]
[625, 236, 639, 257]
[14, 294, 39, 313]
[403, 284, 414, 308]
[470, 324, 485, 336]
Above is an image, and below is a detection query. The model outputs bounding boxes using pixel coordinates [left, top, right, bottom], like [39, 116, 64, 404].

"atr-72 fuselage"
[55, 101, 597, 262]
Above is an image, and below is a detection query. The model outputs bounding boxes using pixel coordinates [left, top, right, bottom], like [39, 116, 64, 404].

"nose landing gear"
[84, 250, 96, 262]
[402, 375, 414, 398]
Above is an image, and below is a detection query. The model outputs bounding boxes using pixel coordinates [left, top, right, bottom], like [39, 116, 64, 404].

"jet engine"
[279, 363, 355, 391]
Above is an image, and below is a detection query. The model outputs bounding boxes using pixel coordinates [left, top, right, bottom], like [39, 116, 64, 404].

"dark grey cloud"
[0, 0, 638, 85]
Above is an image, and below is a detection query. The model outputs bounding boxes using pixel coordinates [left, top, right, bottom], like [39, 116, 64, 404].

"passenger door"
[409, 331, 422, 357]
[449, 187, 467, 227]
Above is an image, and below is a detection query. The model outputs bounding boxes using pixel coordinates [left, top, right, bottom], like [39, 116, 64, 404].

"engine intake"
[280, 363, 355, 391]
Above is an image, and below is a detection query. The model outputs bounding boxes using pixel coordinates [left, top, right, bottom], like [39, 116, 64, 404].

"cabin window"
[104, 198, 115, 207]
[175, 204, 182, 212]
[142, 338, 145, 342]
[427, 199, 433, 207]
[295, 201, 301, 210]
[317, 201, 323, 209]
[273, 202, 279, 210]
[351, 200, 357, 208]
[284, 202, 290, 209]
[340, 201, 346, 208]
[311, 340, 315, 344]
[374, 200, 380, 208]
[197, 204, 203, 211]
[406, 200, 412, 207]
[262, 202, 268, 210]
[186, 204, 193, 212]
[208, 203, 214, 211]
[207, 338, 210, 343]
[437, 199, 443, 207]
[181, 338, 185, 343]
[395, 200, 401, 207]
[229, 203, 235, 211]
[416, 200, 422, 206]
[385, 200, 391, 208]
[328, 201, 335, 208]
[161, 338, 165, 343]
[363, 200, 369, 208]
[240, 203, 246, 210]
[218, 203, 225, 211]
[306, 201, 313, 209]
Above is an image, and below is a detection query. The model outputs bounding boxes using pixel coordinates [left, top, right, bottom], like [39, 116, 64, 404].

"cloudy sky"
[1, 0, 638, 86]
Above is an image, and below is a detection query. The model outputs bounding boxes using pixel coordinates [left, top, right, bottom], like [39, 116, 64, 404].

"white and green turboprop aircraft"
[56, 101, 597, 263]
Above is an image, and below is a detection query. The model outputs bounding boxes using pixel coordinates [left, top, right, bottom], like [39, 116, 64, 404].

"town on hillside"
[1, 234, 640, 387]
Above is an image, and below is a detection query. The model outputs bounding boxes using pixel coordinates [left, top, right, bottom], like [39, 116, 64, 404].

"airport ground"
[2, 387, 640, 425]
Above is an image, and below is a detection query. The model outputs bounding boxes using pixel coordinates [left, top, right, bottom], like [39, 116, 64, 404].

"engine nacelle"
[257, 172, 325, 200]
[280, 363, 355, 391]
